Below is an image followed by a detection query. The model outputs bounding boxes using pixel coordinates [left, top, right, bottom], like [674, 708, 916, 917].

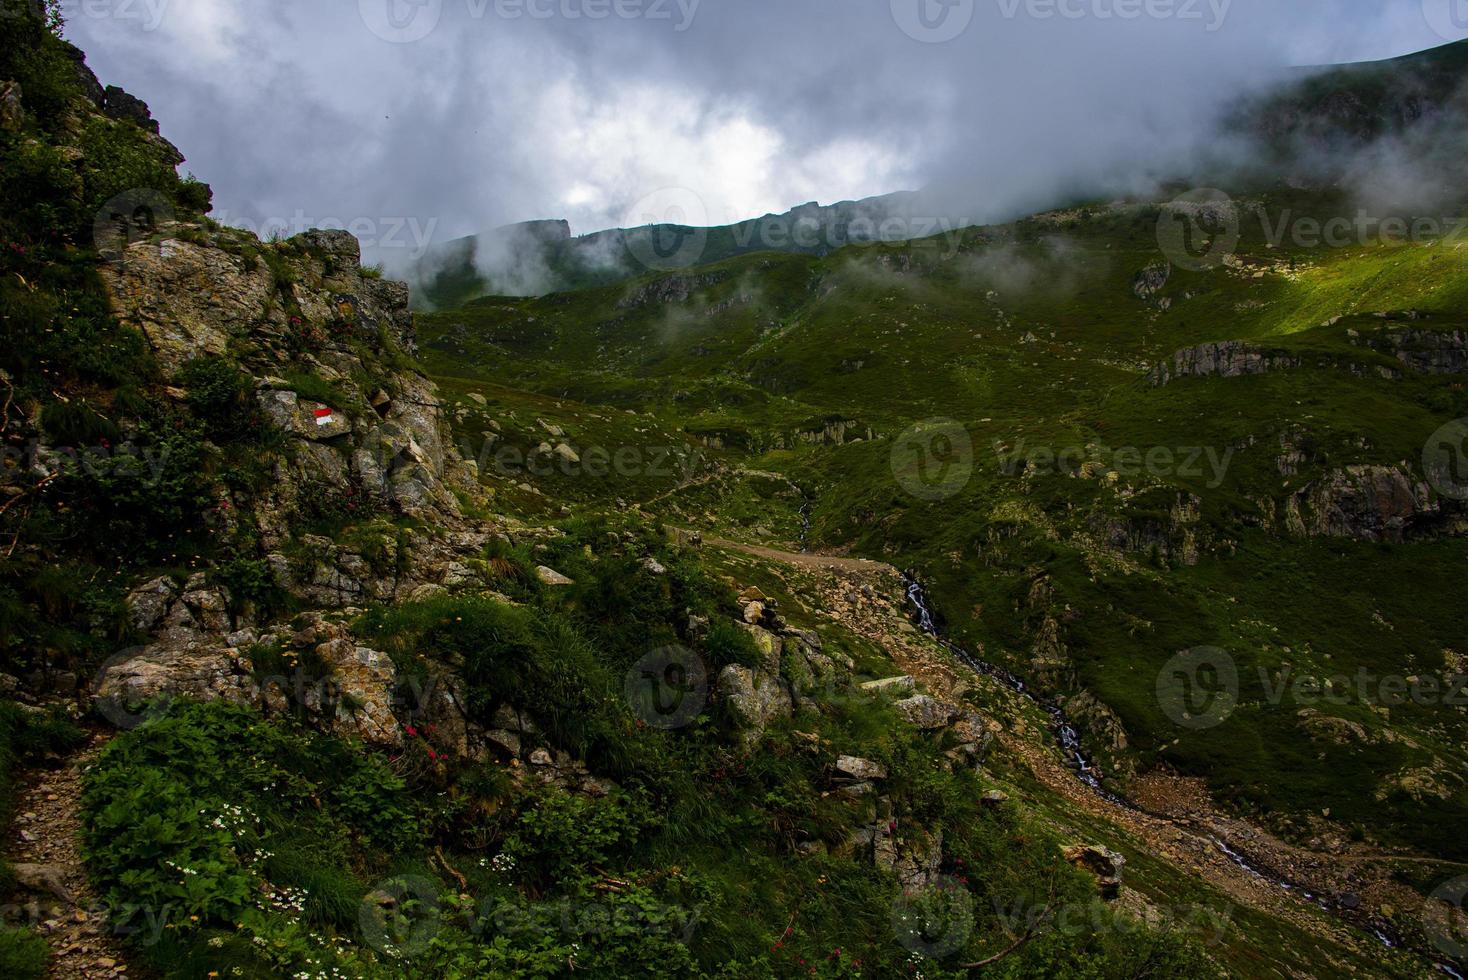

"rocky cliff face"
[1148, 341, 1302, 386]
[86, 217, 518, 745]
[1363, 325, 1468, 375]
[1284, 464, 1442, 543]
[99, 223, 479, 538]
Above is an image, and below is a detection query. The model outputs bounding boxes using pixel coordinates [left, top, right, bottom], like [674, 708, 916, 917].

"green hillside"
[419, 182, 1468, 878]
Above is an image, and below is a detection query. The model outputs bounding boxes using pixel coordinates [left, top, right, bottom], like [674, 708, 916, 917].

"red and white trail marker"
[313, 408, 335, 427]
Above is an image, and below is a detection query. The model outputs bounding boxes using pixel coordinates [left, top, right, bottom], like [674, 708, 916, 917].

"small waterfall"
[900, 570, 1440, 964]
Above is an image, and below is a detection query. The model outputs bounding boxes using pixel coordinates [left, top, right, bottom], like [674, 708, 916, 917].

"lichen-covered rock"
[125, 575, 180, 632]
[836, 755, 887, 781]
[738, 622, 784, 673]
[98, 236, 270, 376]
[718, 664, 792, 744]
[893, 694, 959, 730]
[894, 828, 944, 891]
[310, 637, 401, 746]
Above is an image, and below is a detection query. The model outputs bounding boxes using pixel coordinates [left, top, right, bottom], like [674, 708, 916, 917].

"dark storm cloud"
[60, 0, 1468, 267]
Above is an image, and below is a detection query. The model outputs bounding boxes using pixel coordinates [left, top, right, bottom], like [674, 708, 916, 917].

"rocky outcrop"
[1363, 326, 1468, 375]
[616, 270, 729, 309]
[1148, 341, 1300, 386]
[1131, 261, 1170, 301]
[718, 664, 793, 744]
[1062, 844, 1125, 900]
[101, 83, 159, 134]
[1064, 691, 1130, 752]
[98, 226, 478, 542]
[96, 590, 410, 748]
[1284, 464, 1438, 543]
[1152, 322, 1467, 388]
[1088, 493, 1203, 566]
[82, 211, 521, 756]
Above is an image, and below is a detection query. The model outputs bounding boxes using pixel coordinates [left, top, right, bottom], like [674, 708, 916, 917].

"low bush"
[0, 928, 49, 980]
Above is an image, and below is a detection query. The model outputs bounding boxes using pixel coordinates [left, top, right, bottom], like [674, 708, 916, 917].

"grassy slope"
[418, 184, 1468, 876]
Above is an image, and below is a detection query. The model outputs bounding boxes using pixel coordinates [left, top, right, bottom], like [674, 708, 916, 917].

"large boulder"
[718, 665, 792, 744]
[737, 622, 784, 673]
[894, 694, 960, 730]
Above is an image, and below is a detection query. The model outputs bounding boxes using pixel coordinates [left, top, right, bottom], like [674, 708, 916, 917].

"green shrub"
[282, 370, 347, 409]
[84, 701, 420, 928]
[212, 556, 282, 617]
[178, 356, 254, 440]
[0, 928, 49, 980]
[502, 786, 654, 891]
[39, 400, 120, 447]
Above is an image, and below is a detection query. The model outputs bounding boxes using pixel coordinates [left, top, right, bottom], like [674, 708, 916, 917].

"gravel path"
[703, 537, 1435, 977]
[6, 732, 132, 979]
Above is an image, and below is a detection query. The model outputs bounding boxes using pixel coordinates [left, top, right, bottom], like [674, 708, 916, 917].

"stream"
[900, 572, 1462, 973]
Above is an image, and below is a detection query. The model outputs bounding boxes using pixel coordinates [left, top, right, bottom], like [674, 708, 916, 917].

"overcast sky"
[64, 0, 1467, 263]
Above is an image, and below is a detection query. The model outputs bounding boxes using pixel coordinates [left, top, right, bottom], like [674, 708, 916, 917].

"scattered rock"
[860, 675, 915, 694]
[535, 566, 575, 586]
[12, 863, 73, 903]
[835, 756, 888, 781]
[893, 694, 959, 730]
